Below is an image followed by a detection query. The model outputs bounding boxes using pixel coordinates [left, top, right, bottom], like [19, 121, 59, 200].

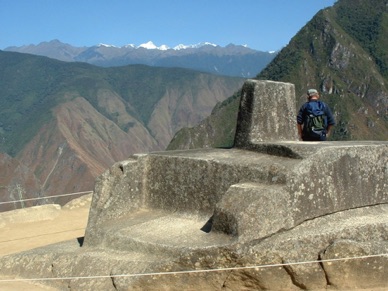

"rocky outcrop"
[0, 80, 387, 290]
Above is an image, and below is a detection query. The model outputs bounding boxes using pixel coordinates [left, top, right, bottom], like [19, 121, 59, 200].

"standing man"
[297, 89, 335, 141]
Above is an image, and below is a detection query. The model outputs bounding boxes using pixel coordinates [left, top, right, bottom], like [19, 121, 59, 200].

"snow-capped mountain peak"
[174, 42, 217, 50]
[98, 43, 118, 48]
[138, 41, 169, 50]
[158, 44, 169, 51]
[174, 44, 189, 50]
[4, 39, 276, 78]
[139, 41, 157, 49]
[94, 41, 226, 51]
[192, 42, 218, 48]
[135, 41, 219, 51]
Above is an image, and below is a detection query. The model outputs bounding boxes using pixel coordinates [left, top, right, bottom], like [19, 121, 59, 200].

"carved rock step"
[144, 148, 300, 215]
[212, 183, 292, 242]
[96, 209, 234, 256]
[84, 147, 301, 249]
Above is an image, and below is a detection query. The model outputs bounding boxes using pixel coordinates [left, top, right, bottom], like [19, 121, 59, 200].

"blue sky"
[1, 0, 337, 51]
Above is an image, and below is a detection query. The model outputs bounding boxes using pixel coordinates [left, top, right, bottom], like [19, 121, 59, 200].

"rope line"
[0, 228, 85, 244]
[1, 194, 387, 284]
[0, 253, 386, 283]
[0, 191, 93, 205]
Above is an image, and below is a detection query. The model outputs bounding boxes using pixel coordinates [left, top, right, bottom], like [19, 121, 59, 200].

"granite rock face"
[0, 80, 387, 290]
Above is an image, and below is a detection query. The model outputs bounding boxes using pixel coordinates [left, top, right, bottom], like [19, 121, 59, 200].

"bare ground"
[0, 194, 92, 290]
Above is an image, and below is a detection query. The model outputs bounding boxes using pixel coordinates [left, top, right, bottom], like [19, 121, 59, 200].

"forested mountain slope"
[0, 50, 244, 211]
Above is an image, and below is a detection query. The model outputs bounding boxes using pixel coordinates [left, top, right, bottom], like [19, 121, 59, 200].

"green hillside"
[0, 52, 70, 155]
[167, 91, 241, 150]
[0, 50, 243, 156]
[168, 0, 388, 150]
[257, 0, 388, 140]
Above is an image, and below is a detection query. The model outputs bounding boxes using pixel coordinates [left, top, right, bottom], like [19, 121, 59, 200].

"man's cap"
[307, 89, 318, 97]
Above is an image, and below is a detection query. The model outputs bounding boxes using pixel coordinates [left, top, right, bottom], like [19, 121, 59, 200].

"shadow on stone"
[77, 236, 84, 247]
[200, 215, 214, 233]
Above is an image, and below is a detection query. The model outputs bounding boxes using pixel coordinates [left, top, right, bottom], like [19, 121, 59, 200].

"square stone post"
[234, 79, 298, 147]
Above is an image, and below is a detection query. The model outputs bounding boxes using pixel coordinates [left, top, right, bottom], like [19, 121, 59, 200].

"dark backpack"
[304, 101, 326, 139]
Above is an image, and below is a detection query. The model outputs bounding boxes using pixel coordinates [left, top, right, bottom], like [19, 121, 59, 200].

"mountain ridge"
[0, 50, 244, 211]
[4, 40, 276, 77]
[5, 39, 273, 53]
[168, 0, 388, 150]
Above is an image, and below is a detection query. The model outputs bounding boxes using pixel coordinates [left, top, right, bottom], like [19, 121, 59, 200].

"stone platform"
[85, 140, 388, 247]
[0, 80, 387, 290]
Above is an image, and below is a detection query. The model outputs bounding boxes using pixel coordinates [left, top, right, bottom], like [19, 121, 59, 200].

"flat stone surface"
[149, 147, 300, 163]
[97, 209, 235, 253]
[153, 140, 388, 159]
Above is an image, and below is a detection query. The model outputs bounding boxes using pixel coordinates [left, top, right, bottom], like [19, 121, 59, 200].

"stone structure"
[0, 80, 387, 290]
[234, 79, 298, 145]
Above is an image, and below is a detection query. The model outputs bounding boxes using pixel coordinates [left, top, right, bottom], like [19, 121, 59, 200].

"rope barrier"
[0, 253, 387, 283]
[0, 228, 85, 244]
[1, 194, 387, 284]
[0, 191, 93, 205]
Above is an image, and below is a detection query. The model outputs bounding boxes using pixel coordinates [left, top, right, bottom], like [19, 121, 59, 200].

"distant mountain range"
[4, 40, 276, 78]
[168, 0, 388, 150]
[0, 51, 244, 211]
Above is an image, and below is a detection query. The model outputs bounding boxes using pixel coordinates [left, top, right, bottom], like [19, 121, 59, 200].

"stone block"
[212, 183, 293, 242]
[234, 79, 298, 146]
